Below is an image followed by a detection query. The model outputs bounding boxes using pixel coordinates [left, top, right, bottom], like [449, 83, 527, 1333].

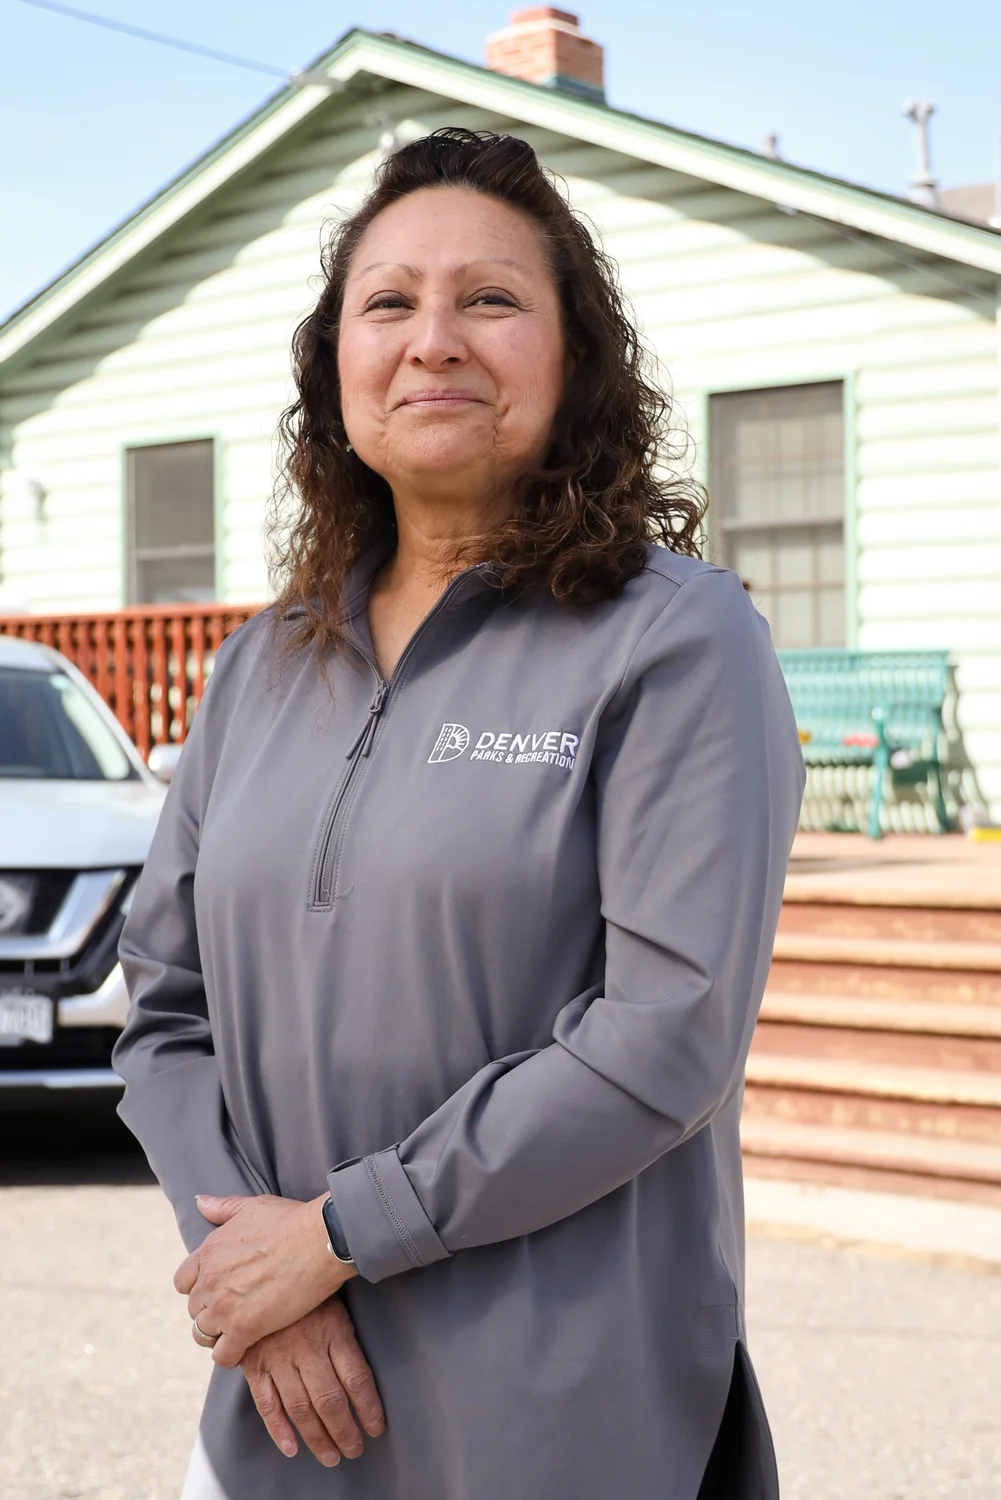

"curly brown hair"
[269, 127, 704, 655]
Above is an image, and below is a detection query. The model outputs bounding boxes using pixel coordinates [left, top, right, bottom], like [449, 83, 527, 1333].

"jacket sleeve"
[327, 569, 806, 1282]
[112, 642, 271, 1253]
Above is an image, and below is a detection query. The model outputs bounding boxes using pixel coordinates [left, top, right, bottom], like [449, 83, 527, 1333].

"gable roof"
[2, 26, 1000, 371]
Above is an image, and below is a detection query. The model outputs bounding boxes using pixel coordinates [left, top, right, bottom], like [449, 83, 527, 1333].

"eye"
[469, 290, 517, 308]
[363, 293, 412, 312]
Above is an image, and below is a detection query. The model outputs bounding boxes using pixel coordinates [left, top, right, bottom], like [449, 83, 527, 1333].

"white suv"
[0, 635, 172, 1102]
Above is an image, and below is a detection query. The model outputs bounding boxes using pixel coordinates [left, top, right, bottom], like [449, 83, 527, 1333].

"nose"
[405, 298, 468, 371]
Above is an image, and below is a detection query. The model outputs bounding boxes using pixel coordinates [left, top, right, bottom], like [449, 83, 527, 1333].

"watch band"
[321, 1194, 355, 1265]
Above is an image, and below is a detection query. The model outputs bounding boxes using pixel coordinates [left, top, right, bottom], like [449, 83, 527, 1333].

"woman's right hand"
[241, 1296, 386, 1468]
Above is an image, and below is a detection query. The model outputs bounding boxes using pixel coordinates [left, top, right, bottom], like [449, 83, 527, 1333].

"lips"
[397, 390, 485, 407]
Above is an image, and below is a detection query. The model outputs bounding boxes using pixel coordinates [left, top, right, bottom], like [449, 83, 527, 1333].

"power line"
[12, 0, 289, 78]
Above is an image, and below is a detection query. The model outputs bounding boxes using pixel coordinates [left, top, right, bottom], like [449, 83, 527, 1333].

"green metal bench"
[777, 650, 951, 839]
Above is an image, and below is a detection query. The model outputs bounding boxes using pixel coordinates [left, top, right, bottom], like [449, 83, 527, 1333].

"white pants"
[179, 1434, 228, 1500]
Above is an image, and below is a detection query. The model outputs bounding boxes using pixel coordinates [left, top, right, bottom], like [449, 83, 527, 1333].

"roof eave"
[342, 35, 1001, 276]
[2, 28, 999, 371]
[0, 28, 372, 368]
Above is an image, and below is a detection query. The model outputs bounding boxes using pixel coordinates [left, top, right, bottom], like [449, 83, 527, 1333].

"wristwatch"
[321, 1194, 355, 1266]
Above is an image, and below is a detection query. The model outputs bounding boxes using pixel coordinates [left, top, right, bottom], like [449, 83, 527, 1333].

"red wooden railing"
[0, 604, 261, 758]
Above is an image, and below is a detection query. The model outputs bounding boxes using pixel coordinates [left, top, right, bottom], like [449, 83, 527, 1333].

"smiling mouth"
[397, 391, 486, 407]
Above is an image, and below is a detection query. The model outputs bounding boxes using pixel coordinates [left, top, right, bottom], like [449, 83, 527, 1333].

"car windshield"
[0, 666, 137, 781]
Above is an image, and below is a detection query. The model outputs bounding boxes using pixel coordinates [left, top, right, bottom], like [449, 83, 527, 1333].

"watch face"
[322, 1196, 354, 1263]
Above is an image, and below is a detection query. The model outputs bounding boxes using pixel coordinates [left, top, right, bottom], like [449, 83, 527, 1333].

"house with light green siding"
[1, 23, 1000, 823]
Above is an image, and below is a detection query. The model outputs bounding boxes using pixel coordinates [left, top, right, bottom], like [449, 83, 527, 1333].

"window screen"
[710, 383, 845, 648]
[127, 440, 215, 604]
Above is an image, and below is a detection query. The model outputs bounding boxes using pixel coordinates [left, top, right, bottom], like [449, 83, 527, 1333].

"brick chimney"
[485, 9, 605, 103]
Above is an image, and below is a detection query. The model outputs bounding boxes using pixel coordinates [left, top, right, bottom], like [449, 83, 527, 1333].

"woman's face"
[338, 187, 565, 504]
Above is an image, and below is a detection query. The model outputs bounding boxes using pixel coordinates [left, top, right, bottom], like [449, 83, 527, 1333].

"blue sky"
[1, 0, 998, 323]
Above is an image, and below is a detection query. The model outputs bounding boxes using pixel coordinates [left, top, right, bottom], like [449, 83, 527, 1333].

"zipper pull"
[346, 680, 389, 759]
[361, 680, 389, 756]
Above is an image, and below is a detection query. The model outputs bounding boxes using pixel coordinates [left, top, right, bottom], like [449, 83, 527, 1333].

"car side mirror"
[147, 743, 183, 784]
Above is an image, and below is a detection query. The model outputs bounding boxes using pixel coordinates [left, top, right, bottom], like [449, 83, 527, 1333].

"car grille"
[0, 871, 76, 935]
[0, 868, 140, 999]
[0, 1025, 120, 1073]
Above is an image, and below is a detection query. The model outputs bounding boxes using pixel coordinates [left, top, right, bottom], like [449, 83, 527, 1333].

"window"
[127, 440, 215, 604]
[0, 667, 136, 781]
[710, 382, 845, 648]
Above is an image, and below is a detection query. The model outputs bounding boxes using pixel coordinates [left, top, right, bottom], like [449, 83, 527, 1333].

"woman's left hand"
[175, 1193, 355, 1367]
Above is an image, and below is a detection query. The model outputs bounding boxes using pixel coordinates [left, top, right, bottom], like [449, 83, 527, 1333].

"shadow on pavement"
[0, 1100, 155, 1186]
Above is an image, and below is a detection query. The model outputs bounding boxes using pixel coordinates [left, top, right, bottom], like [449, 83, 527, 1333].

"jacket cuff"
[327, 1147, 451, 1283]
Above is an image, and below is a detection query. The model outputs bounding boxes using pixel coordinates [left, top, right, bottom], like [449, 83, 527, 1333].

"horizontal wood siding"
[1, 89, 999, 818]
[559, 145, 1000, 825]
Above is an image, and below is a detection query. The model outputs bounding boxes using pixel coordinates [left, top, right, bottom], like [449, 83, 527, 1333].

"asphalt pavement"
[2, 1108, 998, 1499]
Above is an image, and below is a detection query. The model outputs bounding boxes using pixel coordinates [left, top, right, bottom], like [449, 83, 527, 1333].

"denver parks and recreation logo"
[427, 723, 470, 762]
[428, 723, 579, 771]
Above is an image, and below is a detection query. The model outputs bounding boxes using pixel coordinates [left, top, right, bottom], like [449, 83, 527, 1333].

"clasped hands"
[175, 1193, 385, 1468]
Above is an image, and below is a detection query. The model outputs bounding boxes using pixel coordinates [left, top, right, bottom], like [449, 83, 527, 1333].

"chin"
[397, 433, 493, 475]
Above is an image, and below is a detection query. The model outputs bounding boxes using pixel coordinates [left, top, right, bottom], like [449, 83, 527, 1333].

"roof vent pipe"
[903, 99, 939, 208]
[486, 8, 605, 103]
[989, 130, 1001, 230]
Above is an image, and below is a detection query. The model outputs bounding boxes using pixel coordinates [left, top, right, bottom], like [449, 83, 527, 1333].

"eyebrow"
[353, 259, 529, 280]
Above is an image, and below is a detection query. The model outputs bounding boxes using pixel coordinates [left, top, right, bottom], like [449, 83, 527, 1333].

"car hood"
[0, 779, 167, 869]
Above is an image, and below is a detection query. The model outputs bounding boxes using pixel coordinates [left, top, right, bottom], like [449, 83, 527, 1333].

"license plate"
[0, 990, 54, 1045]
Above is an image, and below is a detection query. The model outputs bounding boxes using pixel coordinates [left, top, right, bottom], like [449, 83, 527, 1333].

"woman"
[114, 128, 804, 1500]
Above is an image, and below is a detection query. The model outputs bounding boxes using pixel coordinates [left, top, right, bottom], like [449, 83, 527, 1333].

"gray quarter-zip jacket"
[114, 542, 805, 1500]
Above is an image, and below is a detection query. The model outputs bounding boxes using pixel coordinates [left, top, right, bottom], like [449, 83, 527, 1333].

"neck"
[381, 481, 515, 597]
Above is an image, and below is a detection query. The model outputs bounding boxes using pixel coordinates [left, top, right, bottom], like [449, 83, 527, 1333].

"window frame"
[703, 375, 857, 648]
[124, 436, 220, 606]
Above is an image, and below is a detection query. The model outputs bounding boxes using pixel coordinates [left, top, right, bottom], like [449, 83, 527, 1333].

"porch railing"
[0, 604, 260, 758]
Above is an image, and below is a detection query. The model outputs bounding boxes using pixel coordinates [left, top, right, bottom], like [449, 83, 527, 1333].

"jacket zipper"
[310, 568, 488, 909]
[311, 677, 387, 907]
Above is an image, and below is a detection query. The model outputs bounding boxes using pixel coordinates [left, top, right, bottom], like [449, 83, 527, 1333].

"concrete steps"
[772, 932, 1001, 973]
[742, 1117, 1001, 1190]
[743, 882, 1001, 1205]
[777, 901, 1001, 943]
[747, 1051, 1001, 1109]
[758, 991, 1001, 1038]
